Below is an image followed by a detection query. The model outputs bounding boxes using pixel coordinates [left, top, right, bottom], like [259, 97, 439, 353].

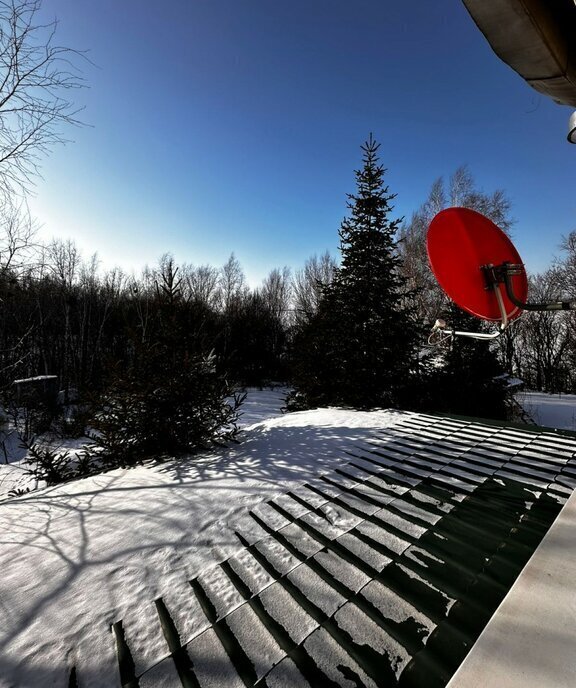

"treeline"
[496, 244, 576, 393]
[0, 163, 574, 408]
[0, 203, 336, 394]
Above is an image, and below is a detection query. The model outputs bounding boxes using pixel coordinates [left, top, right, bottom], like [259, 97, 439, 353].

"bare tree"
[553, 231, 576, 390]
[0, 196, 38, 275]
[102, 266, 127, 299]
[261, 266, 291, 324]
[0, 0, 85, 197]
[292, 251, 337, 326]
[182, 263, 220, 308]
[47, 237, 79, 288]
[219, 253, 247, 313]
[514, 270, 573, 392]
[557, 231, 576, 297]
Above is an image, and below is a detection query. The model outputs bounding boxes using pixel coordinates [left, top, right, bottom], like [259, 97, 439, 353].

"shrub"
[90, 348, 244, 466]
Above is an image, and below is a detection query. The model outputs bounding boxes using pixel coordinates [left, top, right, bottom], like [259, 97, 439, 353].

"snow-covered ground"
[0, 389, 404, 687]
[516, 391, 576, 432]
[236, 386, 288, 427]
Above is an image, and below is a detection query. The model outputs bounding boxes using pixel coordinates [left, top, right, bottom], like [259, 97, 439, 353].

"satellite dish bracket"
[429, 260, 576, 346]
[429, 263, 510, 345]
[429, 282, 508, 346]
[483, 262, 576, 312]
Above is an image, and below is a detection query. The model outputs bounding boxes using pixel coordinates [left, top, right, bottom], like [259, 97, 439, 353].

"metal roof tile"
[88, 413, 575, 688]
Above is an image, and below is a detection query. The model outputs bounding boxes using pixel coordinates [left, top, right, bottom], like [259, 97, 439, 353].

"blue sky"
[28, 0, 575, 285]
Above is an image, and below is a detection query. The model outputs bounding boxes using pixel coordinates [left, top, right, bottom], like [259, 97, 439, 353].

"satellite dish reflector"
[427, 207, 528, 322]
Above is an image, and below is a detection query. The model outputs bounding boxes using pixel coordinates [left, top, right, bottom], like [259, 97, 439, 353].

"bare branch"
[0, 195, 39, 274]
[0, 0, 86, 198]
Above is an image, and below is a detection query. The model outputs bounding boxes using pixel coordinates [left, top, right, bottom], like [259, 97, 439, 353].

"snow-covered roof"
[448, 486, 576, 687]
[2, 407, 573, 687]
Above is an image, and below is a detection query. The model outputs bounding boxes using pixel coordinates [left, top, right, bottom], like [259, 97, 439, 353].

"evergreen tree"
[89, 265, 243, 467]
[291, 135, 422, 409]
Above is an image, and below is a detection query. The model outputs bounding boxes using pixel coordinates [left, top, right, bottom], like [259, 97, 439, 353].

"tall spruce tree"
[291, 135, 422, 409]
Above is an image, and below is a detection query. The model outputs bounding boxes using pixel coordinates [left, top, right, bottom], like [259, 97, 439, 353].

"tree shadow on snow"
[0, 409, 447, 686]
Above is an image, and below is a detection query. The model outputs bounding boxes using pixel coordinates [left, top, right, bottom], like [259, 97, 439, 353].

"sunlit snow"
[0, 390, 403, 686]
[0, 388, 573, 686]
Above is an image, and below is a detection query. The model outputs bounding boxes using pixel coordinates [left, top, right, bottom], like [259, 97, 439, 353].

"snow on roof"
[0, 405, 574, 687]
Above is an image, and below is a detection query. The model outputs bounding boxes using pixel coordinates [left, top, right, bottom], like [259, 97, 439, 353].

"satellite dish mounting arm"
[429, 280, 509, 345]
[484, 263, 576, 312]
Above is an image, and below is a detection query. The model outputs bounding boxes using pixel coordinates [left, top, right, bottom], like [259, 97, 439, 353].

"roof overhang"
[462, 0, 576, 107]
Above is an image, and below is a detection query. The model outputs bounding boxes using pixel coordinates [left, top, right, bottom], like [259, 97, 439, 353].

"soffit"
[462, 0, 576, 106]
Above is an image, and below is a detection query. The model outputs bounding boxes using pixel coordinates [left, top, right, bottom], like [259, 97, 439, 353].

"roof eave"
[462, 0, 576, 107]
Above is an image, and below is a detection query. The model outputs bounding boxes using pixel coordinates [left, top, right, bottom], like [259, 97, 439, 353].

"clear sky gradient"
[28, 0, 575, 286]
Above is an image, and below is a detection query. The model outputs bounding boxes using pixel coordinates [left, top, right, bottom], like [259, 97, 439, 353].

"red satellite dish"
[427, 207, 528, 322]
